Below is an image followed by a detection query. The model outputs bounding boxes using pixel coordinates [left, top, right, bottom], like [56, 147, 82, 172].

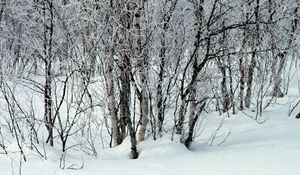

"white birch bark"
[134, 0, 149, 142]
[106, 0, 120, 147]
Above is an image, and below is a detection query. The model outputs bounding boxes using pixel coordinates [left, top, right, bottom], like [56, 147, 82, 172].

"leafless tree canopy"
[0, 0, 299, 160]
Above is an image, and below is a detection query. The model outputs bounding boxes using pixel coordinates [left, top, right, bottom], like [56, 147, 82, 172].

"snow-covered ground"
[1, 60, 300, 175]
[1, 100, 299, 175]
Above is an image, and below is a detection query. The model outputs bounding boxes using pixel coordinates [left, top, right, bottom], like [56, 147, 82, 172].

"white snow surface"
[1, 104, 299, 175]
[1, 60, 300, 175]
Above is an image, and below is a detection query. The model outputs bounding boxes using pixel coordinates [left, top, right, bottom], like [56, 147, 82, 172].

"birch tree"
[245, 0, 260, 108]
[176, 0, 206, 135]
[43, 0, 54, 146]
[119, 0, 139, 158]
[156, 0, 178, 137]
[106, 0, 121, 147]
[134, 0, 149, 142]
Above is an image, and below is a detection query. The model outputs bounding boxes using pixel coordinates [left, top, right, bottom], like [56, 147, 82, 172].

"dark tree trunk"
[245, 0, 259, 108]
[44, 0, 54, 146]
[176, 0, 206, 135]
[119, 0, 139, 158]
[185, 102, 206, 149]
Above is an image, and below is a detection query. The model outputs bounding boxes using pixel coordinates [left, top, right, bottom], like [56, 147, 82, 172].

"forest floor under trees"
[1, 61, 300, 175]
[1, 96, 299, 175]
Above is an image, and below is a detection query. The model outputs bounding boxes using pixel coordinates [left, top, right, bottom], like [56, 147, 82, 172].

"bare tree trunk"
[268, 0, 284, 98]
[290, 0, 299, 46]
[82, 0, 96, 76]
[106, 0, 121, 147]
[185, 102, 206, 149]
[134, 0, 149, 142]
[228, 56, 236, 114]
[157, 0, 178, 137]
[218, 20, 231, 112]
[157, 32, 165, 136]
[118, 0, 138, 158]
[239, 1, 253, 110]
[126, 113, 139, 159]
[245, 52, 256, 108]
[119, 1, 130, 140]
[239, 56, 245, 110]
[245, 0, 259, 108]
[176, 0, 204, 135]
[274, 53, 285, 97]
[43, 0, 54, 146]
[188, 77, 196, 128]
[176, 96, 186, 135]
[217, 27, 230, 113]
[219, 59, 230, 112]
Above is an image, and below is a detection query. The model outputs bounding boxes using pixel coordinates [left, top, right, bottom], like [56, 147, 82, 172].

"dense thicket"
[0, 0, 299, 159]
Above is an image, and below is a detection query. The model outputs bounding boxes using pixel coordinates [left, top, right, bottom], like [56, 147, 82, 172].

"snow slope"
[1, 102, 299, 175]
[1, 61, 300, 175]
